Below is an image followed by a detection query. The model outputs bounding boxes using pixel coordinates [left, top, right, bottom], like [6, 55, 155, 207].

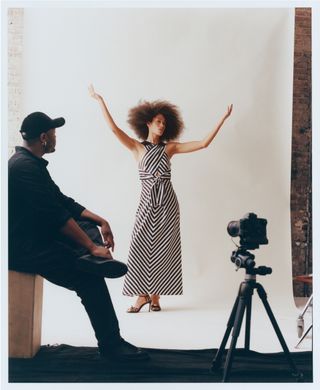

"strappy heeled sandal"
[150, 303, 161, 312]
[127, 296, 151, 313]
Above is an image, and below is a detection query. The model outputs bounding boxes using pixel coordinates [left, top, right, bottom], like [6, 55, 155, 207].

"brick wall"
[8, 8, 24, 157]
[291, 8, 312, 296]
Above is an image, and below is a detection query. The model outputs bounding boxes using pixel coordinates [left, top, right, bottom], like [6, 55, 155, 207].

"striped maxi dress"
[122, 141, 183, 296]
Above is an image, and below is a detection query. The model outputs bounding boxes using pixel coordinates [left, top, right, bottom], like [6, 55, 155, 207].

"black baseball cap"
[20, 112, 65, 140]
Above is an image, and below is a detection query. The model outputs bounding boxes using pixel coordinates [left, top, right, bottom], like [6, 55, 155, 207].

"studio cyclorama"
[3, 2, 313, 386]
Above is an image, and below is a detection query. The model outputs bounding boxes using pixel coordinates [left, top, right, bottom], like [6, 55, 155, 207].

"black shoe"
[100, 339, 149, 362]
[76, 255, 128, 278]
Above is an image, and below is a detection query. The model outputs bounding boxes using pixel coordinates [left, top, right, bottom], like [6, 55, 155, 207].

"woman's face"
[147, 114, 166, 137]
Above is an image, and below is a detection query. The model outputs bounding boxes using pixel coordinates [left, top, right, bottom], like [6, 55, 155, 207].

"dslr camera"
[227, 213, 270, 273]
[227, 212, 268, 250]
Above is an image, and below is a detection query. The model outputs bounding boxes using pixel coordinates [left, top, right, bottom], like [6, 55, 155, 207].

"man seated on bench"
[8, 111, 148, 362]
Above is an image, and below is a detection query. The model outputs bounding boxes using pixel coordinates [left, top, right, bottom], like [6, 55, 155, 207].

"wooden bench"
[9, 271, 43, 358]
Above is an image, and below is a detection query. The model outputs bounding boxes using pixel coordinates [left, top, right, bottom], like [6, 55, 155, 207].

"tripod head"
[231, 247, 272, 276]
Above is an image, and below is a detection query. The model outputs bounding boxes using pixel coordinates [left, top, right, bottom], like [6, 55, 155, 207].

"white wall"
[21, 7, 295, 346]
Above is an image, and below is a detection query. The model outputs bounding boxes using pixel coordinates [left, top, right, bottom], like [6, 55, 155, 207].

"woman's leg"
[127, 294, 151, 313]
[150, 294, 161, 311]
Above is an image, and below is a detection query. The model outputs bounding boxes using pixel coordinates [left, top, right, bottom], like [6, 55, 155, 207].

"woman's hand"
[88, 84, 102, 101]
[101, 221, 115, 251]
[223, 104, 233, 120]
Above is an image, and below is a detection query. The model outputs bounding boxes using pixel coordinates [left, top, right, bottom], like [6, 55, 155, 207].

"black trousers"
[10, 220, 121, 351]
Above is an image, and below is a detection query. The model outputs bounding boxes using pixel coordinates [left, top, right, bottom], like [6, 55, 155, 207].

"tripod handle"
[255, 266, 272, 275]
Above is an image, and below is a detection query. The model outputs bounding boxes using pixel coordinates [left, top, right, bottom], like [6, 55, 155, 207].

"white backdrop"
[19, 6, 297, 350]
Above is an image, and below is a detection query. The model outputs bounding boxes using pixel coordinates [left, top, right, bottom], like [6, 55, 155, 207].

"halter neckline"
[143, 140, 164, 146]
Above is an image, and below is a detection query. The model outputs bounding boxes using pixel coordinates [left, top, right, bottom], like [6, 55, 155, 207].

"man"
[8, 111, 148, 361]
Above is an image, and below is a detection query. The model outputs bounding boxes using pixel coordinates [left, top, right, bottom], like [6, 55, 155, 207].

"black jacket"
[8, 147, 85, 265]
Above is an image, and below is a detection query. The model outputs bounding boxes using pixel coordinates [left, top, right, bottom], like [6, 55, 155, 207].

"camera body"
[227, 212, 271, 274]
[227, 212, 268, 250]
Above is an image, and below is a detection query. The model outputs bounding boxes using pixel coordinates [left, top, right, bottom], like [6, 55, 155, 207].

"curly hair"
[127, 100, 184, 142]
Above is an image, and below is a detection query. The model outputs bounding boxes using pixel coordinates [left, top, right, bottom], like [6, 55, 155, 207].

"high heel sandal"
[150, 303, 161, 312]
[127, 296, 151, 313]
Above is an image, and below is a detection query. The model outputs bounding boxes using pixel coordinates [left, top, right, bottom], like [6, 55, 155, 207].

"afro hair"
[127, 100, 184, 142]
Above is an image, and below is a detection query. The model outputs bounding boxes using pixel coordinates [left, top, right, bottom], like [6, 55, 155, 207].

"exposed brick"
[8, 8, 24, 154]
[291, 8, 312, 297]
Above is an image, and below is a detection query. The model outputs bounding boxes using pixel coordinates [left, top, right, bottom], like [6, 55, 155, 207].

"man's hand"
[101, 221, 115, 251]
[90, 245, 113, 259]
[79, 209, 115, 251]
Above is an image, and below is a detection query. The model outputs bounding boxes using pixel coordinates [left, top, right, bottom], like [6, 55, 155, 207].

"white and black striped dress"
[123, 141, 183, 296]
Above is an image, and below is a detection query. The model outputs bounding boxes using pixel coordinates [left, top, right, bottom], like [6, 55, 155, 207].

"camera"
[227, 212, 268, 250]
[227, 212, 271, 274]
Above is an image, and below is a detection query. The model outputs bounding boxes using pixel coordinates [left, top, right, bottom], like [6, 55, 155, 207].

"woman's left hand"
[223, 104, 233, 120]
[101, 221, 115, 251]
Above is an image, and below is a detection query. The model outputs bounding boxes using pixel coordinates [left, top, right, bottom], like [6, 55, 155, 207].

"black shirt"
[8, 146, 85, 263]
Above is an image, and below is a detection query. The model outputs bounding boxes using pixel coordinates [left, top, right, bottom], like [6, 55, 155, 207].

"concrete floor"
[42, 288, 313, 353]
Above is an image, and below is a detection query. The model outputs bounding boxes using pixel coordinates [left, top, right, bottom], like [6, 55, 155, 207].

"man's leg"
[57, 219, 104, 257]
[57, 220, 128, 279]
[32, 242, 121, 350]
[22, 241, 148, 360]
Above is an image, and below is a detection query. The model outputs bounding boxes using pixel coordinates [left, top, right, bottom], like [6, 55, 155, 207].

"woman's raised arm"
[166, 104, 233, 158]
[88, 84, 143, 156]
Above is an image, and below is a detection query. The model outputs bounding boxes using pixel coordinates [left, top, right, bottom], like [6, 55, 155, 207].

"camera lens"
[227, 221, 240, 237]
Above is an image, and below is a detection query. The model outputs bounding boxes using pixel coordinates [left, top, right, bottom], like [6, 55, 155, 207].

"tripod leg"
[300, 295, 313, 317]
[256, 283, 301, 377]
[295, 324, 312, 348]
[211, 295, 240, 371]
[222, 295, 247, 382]
[245, 290, 253, 350]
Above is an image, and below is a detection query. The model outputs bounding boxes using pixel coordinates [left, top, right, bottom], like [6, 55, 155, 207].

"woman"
[89, 85, 232, 313]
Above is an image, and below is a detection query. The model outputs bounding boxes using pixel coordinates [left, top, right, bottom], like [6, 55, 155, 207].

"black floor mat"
[9, 344, 312, 383]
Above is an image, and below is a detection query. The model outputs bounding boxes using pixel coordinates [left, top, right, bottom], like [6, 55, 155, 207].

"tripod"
[211, 267, 303, 382]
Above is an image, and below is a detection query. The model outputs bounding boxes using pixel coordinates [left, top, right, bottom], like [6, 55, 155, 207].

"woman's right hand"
[88, 84, 101, 101]
[88, 84, 140, 155]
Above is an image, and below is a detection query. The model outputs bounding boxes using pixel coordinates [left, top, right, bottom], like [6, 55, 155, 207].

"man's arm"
[80, 209, 114, 251]
[14, 161, 74, 230]
[60, 218, 112, 258]
[53, 183, 114, 250]
[52, 181, 85, 219]
[13, 161, 111, 258]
